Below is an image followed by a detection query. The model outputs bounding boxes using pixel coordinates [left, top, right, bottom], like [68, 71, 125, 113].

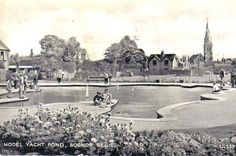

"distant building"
[204, 19, 213, 64]
[189, 53, 205, 67]
[0, 40, 10, 81]
[8, 65, 40, 73]
[16, 54, 42, 67]
[148, 51, 178, 75]
[0, 40, 10, 70]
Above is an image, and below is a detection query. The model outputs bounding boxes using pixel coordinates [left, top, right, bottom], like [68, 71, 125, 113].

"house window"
[152, 60, 157, 66]
[164, 60, 169, 66]
[0, 51, 4, 60]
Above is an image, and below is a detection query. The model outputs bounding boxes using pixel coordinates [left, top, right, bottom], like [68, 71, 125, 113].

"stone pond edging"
[0, 82, 219, 125]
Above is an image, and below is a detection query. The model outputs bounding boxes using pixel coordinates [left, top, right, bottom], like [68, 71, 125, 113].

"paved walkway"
[2, 82, 236, 132]
[110, 88, 236, 131]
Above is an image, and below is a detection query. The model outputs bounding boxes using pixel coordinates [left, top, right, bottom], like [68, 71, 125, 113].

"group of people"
[6, 72, 38, 98]
[212, 68, 225, 93]
[212, 68, 236, 93]
[93, 89, 113, 106]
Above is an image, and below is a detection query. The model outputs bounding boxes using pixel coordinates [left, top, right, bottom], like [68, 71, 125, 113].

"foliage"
[104, 35, 147, 73]
[39, 35, 85, 74]
[80, 60, 111, 76]
[62, 37, 80, 62]
[0, 107, 236, 155]
[9, 53, 19, 66]
[39, 35, 66, 58]
[104, 35, 138, 63]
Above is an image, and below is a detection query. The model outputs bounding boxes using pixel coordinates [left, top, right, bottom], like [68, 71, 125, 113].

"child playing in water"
[102, 89, 113, 104]
[212, 82, 220, 93]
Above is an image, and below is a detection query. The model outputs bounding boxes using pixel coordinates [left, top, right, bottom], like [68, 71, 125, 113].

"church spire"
[204, 18, 211, 42]
[204, 18, 213, 64]
[206, 18, 209, 30]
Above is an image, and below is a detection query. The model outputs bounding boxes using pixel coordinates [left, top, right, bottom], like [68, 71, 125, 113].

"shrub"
[0, 106, 235, 155]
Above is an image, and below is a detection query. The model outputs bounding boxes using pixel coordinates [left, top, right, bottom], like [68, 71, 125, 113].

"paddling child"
[212, 82, 220, 93]
[93, 92, 103, 106]
[103, 89, 113, 104]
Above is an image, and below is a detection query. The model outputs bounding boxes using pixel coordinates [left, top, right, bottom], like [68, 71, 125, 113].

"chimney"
[30, 49, 33, 57]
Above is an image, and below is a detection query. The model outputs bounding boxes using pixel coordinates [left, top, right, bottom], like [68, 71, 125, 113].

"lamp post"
[112, 58, 119, 77]
[75, 50, 79, 79]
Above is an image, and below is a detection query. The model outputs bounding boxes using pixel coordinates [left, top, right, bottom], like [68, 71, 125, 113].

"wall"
[0, 69, 6, 81]
[112, 74, 226, 83]
[149, 58, 161, 74]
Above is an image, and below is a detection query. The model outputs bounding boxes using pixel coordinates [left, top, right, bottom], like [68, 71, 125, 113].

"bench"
[87, 76, 105, 82]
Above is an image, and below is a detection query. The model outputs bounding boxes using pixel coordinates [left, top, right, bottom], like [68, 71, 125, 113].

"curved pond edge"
[0, 82, 213, 88]
[40, 82, 213, 88]
[109, 90, 228, 122]
[0, 83, 221, 123]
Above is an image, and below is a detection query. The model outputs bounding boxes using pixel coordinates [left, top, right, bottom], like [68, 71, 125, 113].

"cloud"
[1, 0, 236, 60]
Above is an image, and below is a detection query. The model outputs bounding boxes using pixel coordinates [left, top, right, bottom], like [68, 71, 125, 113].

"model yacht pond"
[0, 86, 211, 118]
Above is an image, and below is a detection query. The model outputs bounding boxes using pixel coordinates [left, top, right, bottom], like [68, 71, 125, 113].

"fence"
[112, 74, 229, 83]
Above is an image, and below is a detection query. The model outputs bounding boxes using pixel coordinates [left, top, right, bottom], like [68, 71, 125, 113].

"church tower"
[204, 19, 213, 64]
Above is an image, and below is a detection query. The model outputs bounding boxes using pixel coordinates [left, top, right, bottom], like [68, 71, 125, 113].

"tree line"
[10, 35, 148, 77]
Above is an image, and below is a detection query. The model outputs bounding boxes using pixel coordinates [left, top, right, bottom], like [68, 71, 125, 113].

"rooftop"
[0, 40, 10, 51]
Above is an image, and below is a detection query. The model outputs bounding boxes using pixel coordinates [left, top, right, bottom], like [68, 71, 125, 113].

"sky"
[0, 0, 236, 60]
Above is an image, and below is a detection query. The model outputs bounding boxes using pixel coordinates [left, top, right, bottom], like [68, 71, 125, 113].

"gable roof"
[163, 54, 176, 61]
[148, 53, 176, 62]
[0, 40, 10, 51]
[148, 54, 161, 62]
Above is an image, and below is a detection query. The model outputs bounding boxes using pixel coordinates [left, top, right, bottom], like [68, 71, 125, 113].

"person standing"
[219, 68, 225, 81]
[231, 68, 236, 88]
[104, 72, 109, 84]
[13, 72, 19, 89]
[33, 72, 38, 90]
[6, 77, 13, 98]
[108, 73, 112, 85]
[19, 74, 25, 99]
[23, 74, 28, 94]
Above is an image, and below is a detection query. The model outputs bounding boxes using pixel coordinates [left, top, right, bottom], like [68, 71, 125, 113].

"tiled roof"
[149, 53, 176, 62]
[0, 40, 10, 51]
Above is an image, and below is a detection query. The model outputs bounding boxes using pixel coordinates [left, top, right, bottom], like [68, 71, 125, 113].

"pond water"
[0, 86, 211, 118]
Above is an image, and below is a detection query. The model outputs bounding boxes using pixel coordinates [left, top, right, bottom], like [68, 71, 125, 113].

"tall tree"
[39, 35, 87, 75]
[39, 35, 66, 57]
[62, 37, 80, 62]
[104, 35, 147, 73]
